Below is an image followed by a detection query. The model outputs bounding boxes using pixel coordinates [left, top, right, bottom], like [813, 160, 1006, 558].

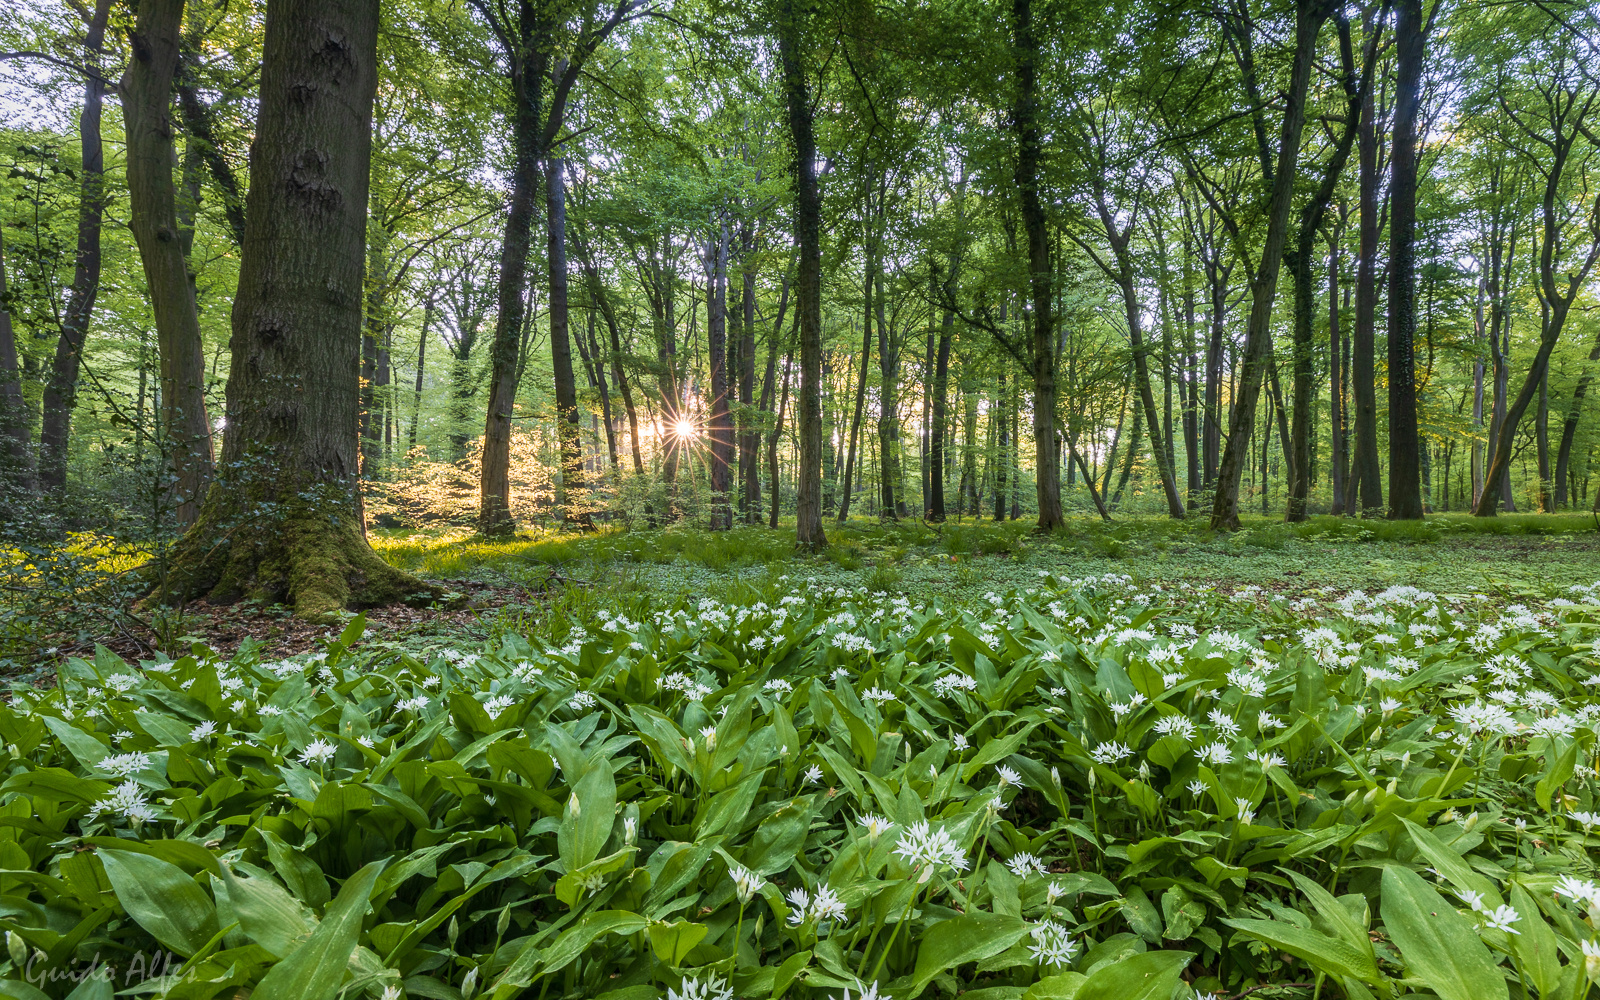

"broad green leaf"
[251, 861, 384, 1000]
[1023, 973, 1086, 1000]
[1533, 740, 1577, 813]
[99, 848, 219, 958]
[909, 912, 1029, 996]
[771, 949, 811, 1000]
[1508, 883, 1561, 999]
[1223, 917, 1379, 983]
[1379, 864, 1508, 1000]
[558, 757, 616, 870]
[492, 910, 648, 995]
[648, 919, 709, 965]
[220, 867, 315, 958]
[40, 717, 107, 769]
[1074, 949, 1192, 1000]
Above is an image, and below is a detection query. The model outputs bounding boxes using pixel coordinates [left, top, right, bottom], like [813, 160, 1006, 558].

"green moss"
[155, 489, 437, 622]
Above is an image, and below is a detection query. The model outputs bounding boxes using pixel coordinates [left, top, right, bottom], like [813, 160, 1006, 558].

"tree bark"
[38, 0, 113, 493]
[929, 295, 953, 522]
[876, 274, 904, 519]
[1553, 327, 1600, 507]
[1288, 14, 1364, 521]
[704, 221, 732, 528]
[0, 226, 30, 490]
[123, 0, 217, 526]
[837, 303, 872, 522]
[1349, 4, 1387, 515]
[1385, 0, 1425, 519]
[1210, 0, 1328, 530]
[160, 0, 427, 619]
[1013, 0, 1063, 529]
[739, 262, 759, 521]
[777, 0, 825, 549]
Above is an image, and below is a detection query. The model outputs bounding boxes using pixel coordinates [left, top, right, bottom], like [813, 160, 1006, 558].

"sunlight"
[673, 418, 698, 440]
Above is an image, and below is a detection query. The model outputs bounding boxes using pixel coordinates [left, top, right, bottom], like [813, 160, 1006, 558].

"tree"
[1210, 0, 1331, 531]
[160, 0, 427, 619]
[37, 0, 112, 493]
[1385, 0, 1425, 519]
[121, 0, 215, 525]
[1010, 0, 1063, 529]
[778, 0, 826, 550]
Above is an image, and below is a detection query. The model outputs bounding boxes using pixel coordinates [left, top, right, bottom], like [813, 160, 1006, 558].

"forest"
[2, 0, 1598, 619]
[4, 1, 1600, 1000]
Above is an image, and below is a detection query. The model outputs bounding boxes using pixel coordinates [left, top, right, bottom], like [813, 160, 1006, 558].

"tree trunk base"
[151, 491, 436, 621]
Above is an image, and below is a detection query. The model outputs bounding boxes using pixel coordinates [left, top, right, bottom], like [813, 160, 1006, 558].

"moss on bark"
[153, 488, 436, 622]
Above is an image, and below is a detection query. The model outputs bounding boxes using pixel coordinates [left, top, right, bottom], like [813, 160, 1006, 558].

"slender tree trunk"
[478, 54, 541, 536]
[0, 227, 30, 490]
[876, 274, 904, 519]
[837, 291, 873, 522]
[778, 0, 825, 549]
[1288, 16, 1363, 521]
[768, 314, 796, 529]
[705, 222, 732, 528]
[546, 158, 586, 524]
[1536, 364, 1552, 511]
[407, 294, 432, 454]
[1553, 328, 1600, 507]
[161, 0, 426, 618]
[38, 0, 113, 493]
[929, 298, 953, 522]
[1328, 226, 1347, 513]
[1210, 0, 1328, 530]
[123, 0, 216, 525]
[1013, 0, 1063, 528]
[1350, 5, 1385, 514]
[739, 266, 759, 521]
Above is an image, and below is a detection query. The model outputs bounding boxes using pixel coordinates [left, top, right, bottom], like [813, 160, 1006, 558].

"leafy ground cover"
[5, 565, 1600, 999]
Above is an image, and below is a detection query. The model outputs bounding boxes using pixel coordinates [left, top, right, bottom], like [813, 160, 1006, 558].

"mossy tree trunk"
[158, 0, 428, 620]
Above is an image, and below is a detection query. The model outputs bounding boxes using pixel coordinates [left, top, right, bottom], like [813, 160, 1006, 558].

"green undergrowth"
[8, 573, 1600, 998]
[371, 514, 1600, 610]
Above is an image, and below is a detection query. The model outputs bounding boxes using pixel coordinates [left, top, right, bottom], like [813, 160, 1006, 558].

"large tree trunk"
[0, 227, 30, 491]
[777, 0, 825, 549]
[122, 0, 216, 526]
[1385, 0, 1424, 519]
[160, 0, 427, 619]
[1013, 0, 1063, 529]
[1210, 0, 1327, 530]
[38, 0, 113, 493]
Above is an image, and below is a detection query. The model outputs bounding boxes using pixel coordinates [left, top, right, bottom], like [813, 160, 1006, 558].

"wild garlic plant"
[1, 575, 1599, 998]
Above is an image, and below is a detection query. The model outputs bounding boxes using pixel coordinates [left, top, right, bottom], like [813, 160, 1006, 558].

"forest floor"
[15, 511, 1600, 677]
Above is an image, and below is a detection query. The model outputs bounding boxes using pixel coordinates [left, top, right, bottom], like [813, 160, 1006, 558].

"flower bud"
[1463, 812, 1479, 833]
[1087, 768, 1097, 790]
[7, 931, 24, 967]
[461, 967, 479, 1000]
[448, 916, 459, 948]
[568, 792, 581, 817]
